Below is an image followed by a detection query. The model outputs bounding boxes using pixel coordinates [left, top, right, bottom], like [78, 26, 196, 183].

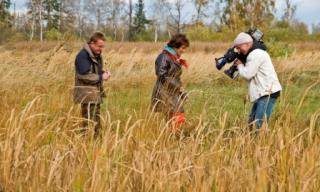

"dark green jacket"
[74, 44, 105, 104]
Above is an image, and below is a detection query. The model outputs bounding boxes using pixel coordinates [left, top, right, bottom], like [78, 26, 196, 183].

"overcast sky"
[276, 0, 320, 27]
[11, 0, 320, 28]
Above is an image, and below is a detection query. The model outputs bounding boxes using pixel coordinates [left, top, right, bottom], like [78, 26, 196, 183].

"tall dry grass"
[0, 42, 320, 191]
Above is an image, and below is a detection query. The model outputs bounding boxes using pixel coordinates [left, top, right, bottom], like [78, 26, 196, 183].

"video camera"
[215, 28, 265, 79]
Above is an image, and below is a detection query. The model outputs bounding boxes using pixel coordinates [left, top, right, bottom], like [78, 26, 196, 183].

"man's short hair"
[88, 32, 106, 44]
[167, 34, 190, 48]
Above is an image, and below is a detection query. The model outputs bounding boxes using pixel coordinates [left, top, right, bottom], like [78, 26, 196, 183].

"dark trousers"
[81, 103, 101, 135]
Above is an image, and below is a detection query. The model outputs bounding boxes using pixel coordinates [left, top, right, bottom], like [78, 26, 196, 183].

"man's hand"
[234, 58, 242, 66]
[103, 71, 111, 81]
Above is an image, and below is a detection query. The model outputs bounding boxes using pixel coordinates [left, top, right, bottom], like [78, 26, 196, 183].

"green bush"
[133, 29, 154, 41]
[45, 28, 63, 41]
[0, 21, 15, 44]
[187, 25, 214, 41]
[267, 41, 294, 58]
[264, 22, 310, 42]
[60, 33, 82, 42]
[9, 32, 28, 42]
[186, 25, 238, 42]
[104, 35, 113, 42]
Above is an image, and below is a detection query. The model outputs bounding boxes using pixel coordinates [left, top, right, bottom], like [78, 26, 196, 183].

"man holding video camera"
[233, 32, 282, 133]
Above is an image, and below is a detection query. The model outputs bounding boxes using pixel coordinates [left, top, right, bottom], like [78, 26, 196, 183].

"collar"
[83, 43, 101, 64]
[163, 50, 189, 69]
[83, 43, 95, 58]
[164, 45, 177, 57]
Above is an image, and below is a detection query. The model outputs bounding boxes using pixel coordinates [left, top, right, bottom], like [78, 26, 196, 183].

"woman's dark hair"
[88, 31, 106, 44]
[167, 34, 190, 48]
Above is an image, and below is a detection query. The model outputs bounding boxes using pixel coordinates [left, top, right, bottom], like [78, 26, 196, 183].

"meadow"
[0, 41, 320, 191]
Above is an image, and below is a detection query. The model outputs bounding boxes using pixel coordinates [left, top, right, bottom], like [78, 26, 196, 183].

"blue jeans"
[249, 95, 278, 130]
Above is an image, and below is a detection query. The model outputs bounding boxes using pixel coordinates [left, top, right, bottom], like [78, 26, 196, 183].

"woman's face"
[174, 45, 188, 57]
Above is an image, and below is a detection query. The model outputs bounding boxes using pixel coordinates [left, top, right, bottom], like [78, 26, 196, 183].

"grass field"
[0, 42, 320, 191]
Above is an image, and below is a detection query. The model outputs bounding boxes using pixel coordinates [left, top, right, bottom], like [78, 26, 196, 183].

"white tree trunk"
[30, 17, 35, 41]
[154, 25, 158, 43]
[39, 0, 43, 42]
[121, 30, 124, 42]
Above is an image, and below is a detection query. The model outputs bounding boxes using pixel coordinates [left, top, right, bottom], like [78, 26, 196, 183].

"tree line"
[0, 0, 319, 43]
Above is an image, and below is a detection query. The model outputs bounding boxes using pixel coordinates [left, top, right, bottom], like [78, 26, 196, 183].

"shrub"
[133, 29, 154, 41]
[267, 41, 294, 58]
[186, 25, 238, 42]
[9, 32, 28, 42]
[45, 28, 63, 41]
[0, 21, 15, 44]
[187, 25, 214, 41]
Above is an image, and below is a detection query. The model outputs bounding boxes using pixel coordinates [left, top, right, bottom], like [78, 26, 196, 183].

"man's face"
[89, 39, 105, 55]
[236, 42, 253, 55]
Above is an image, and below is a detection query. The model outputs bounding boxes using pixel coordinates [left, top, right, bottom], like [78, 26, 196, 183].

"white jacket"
[237, 49, 282, 102]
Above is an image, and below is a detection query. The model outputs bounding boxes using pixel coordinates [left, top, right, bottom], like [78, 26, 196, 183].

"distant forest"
[1, 0, 320, 43]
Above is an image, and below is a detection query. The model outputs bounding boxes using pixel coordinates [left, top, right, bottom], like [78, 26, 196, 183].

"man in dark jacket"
[74, 32, 111, 136]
